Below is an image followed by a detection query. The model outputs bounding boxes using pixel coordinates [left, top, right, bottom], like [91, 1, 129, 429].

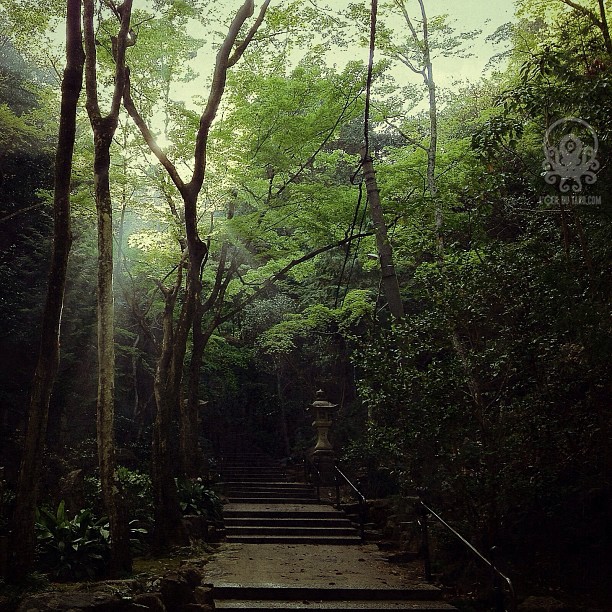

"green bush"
[176, 478, 222, 521]
[115, 466, 154, 525]
[85, 467, 153, 529]
[35, 501, 110, 581]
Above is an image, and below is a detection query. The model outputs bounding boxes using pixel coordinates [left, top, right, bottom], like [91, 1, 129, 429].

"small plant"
[115, 466, 154, 526]
[35, 500, 110, 581]
[176, 478, 222, 521]
[84, 468, 152, 553]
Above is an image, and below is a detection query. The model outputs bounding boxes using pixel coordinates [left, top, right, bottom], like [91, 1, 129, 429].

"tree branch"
[560, 0, 601, 25]
[0, 203, 44, 224]
[83, 0, 101, 122]
[218, 231, 375, 324]
[123, 73, 185, 193]
[191, 0, 258, 192]
[228, 0, 272, 67]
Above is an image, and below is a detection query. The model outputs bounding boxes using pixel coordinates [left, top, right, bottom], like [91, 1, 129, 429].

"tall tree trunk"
[8, 0, 84, 581]
[83, 0, 133, 576]
[183, 202, 235, 477]
[93, 134, 131, 574]
[182, 300, 206, 478]
[416, 0, 442, 255]
[361, 152, 404, 320]
[152, 273, 188, 548]
[363, 0, 404, 320]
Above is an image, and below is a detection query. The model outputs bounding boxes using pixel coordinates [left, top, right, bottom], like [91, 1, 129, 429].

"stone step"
[221, 465, 286, 470]
[215, 601, 456, 610]
[213, 585, 445, 602]
[225, 526, 359, 537]
[220, 482, 311, 489]
[227, 497, 321, 504]
[224, 534, 362, 544]
[223, 508, 345, 519]
[221, 474, 289, 480]
[224, 517, 353, 528]
[225, 490, 317, 499]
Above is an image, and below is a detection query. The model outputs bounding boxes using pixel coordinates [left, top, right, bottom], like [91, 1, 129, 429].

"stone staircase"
[219, 448, 361, 545]
[223, 505, 361, 545]
[212, 584, 456, 610]
[211, 445, 456, 610]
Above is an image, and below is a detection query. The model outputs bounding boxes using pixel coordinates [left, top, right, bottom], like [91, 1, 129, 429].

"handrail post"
[335, 469, 341, 509]
[419, 503, 432, 582]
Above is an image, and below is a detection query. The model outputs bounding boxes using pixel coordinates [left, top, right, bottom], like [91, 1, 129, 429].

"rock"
[180, 567, 202, 590]
[518, 596, 567, 611]
[206, 524, 222, 542]
[367, 499, 393, 525]
[194, 586, 213, 605]
[159, 572, 196, 608]
[386, 551, 419, 563]
[17, 592, 129, 611]
[129, 593, 166, 611]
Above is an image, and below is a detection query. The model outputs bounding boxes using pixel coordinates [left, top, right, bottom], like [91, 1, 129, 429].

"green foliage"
[257, 291, 374, 360]
[116, 467, 154, 527]
[175, 478, 222, 521]
[85, 467, 153, 537]
[353, 227, 611, 550]
[35, 501, 110, 581]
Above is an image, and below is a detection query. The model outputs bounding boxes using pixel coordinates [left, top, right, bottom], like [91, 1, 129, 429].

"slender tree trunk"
[93, 135, 131, 574]
[7, 0, 84, 582]
[153, 276, 188, 548]
[123, 0, 269, 533]
[183, 202, 235, 477]
[363, 0, 403, 321]
[182, 302, 206, 478]
[83, 0, 133, 576]
[415, 0, 442, 255]
[361, 151, 404, 320]
[598, 0, 612, 55]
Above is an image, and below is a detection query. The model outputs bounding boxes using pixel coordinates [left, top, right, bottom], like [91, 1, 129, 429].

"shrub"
[176, 478, 222, 521]
[35, 500, 110, 580]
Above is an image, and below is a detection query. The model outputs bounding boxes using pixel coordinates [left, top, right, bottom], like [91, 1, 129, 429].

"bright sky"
[314, 0, 517, 87]
[426, 0, 516, 85]
[184, 0, 516, 96]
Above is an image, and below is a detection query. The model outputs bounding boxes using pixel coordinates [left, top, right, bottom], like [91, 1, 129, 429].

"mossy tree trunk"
[7, 0, 84, 582]
[83, 0, 134, 576]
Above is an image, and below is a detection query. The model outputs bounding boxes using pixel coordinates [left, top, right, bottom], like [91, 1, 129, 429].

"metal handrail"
[334, 465, 366, 541]
[417, 498, 516, 612]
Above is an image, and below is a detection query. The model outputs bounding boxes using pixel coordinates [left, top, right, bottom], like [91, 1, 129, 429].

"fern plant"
[35, 501, 110, 580]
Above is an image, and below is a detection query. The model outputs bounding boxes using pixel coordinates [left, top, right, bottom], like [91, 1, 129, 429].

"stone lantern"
[309, 389, 338, 457]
